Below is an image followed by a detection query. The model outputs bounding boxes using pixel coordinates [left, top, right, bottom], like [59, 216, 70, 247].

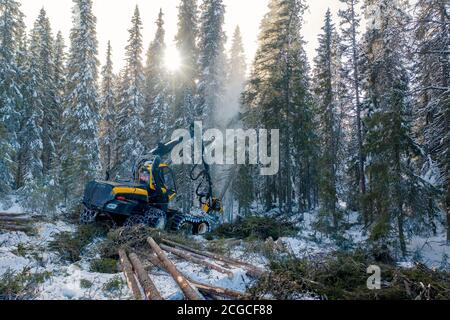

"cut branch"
[147, 237, 203, 300]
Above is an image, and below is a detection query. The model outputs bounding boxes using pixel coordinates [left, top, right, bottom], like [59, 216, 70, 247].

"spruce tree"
[173, 0, 199, 128]
[338, 0, 366, 214]
[29, 8, 57, 177]
[99, 41, 116, 175]
[413, 0, 450, 242]
[197, 0, 227, 126]
[244, 0, 317, 213]
[53, 31, 67, 167]
[143, 9, 170, 150]
[63, 0, 100, 199]
[313, 10, 342, 231]
[0, 0, 26, 193]
[362, 0, 436, 256]
[115, 6, 145, 176]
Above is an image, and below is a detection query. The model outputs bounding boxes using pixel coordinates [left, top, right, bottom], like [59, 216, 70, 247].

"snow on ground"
[0, 197, 255, 300]
[1, 196, 449, 300]
[407, 229, 450, 269]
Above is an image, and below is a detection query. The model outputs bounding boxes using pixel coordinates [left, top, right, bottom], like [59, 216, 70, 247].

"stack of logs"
[0, 213, 33, 232]
[118, 237, 266, 300]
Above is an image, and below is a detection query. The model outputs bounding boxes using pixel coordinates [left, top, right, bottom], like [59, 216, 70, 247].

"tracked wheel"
[124, 208, 167, 230]
[146, 207, 167, 230]
[80, 205, 98, 225]
[171, 214, 212, 236]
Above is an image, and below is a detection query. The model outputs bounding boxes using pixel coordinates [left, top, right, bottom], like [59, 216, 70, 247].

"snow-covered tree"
[361, 0, 437, 256]
[143, 9, 170, 150]
[313, 10, 342, 231]
[0, 0, 26, 193]
[173, 0, 199, 128]
[63, 0, 100, 199]
[197, 0, 227, 126]
[53, 31, 67, 166]
[99, 41, 116, 175]
[115, 6, 145, 176]
[338, 0, 366, 214]
[29, 8, 57, 177]
[244, 0, 317, 213]
[412, 0, 450, 242]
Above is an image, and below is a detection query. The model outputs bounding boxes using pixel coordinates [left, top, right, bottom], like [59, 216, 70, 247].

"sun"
[165, 46, 182, 72]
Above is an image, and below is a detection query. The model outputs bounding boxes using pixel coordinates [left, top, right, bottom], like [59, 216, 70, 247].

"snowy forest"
[0, 0, 449, 301]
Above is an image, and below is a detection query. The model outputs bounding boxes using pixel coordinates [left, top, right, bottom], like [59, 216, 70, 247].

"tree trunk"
[147, 237, 203, 300]
[118, 249, 143, 300]
[160, 244, 234, 278]
[187, 278, 250, 300]
[128, 253, 163, 300]
[350, 0, 366, 219]
[146, 254, 248, 300]
[161, 239, 265, 278]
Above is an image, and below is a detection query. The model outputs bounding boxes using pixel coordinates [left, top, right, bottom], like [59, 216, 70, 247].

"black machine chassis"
[82, 181, 216, 234]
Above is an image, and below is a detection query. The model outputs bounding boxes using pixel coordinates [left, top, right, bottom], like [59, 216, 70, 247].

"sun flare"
[165, 46, 182, 72]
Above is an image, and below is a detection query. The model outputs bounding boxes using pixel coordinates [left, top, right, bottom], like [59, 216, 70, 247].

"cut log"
[118, 249, 143, 300]
[147, 253, 167, 271]
[0, 224, 31, 232]
[160, 244, 234, 278]
[146, 253, 248, 300]
[187, 278, 250, 300]
[147, 237, 203, 300]
[0, 217, 32, 224]
[0, 213, 28, 218]
[128, 253, 163, 300]
[161, 239, 265, 278]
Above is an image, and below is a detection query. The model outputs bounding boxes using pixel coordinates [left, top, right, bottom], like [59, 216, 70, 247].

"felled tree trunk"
[118, 249, 143, 300]
[147, 237, 203, 300]
[161, 239, 265, 278]
[160, 244, 234, 278]
[129, 253, 163, 300]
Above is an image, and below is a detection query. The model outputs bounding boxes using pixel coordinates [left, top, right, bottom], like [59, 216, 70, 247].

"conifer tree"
[197, 0, 227, 126]
[63, 0, 100, 199]
[173, 0, 199, 128]
[313, 10, 341, 231]
[244, 0, 316, 213]
[338, 0, 366, 214]
[99, 41, 116, 175]
[361, 0, 436, 255]
[143, 9, 170, 150]
[0, 0, 26, 193]
[115, 6, 145, 176]
[53, 31, 67, 166]
[413, 0, 450, 242]
[29, 8, 57, 177]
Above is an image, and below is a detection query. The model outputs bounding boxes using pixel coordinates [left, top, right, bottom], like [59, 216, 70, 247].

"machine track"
[170, 213, 215, 235]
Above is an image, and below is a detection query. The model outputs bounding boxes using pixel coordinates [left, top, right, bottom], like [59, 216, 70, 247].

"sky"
[19, 0, 353, 73]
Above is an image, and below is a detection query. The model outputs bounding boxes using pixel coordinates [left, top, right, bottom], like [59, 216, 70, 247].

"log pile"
[117, 237, 264, 300]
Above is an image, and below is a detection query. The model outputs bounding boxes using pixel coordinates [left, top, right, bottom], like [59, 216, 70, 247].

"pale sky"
[19, 0, 353, 72]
